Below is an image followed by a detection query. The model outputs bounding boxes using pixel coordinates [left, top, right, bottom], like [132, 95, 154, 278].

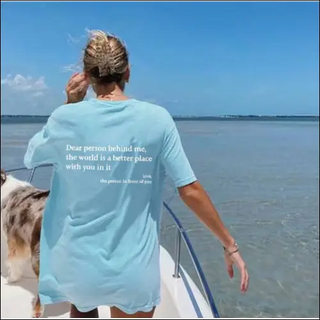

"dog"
[1, 169, 49, 318]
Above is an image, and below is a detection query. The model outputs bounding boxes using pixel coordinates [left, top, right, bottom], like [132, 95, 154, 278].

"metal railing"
[5, 165, 220, 318]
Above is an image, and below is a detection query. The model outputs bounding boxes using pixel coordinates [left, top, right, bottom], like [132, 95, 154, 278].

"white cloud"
[1, 74, 62, 115]
[32, 91, 44, 97]
[1, 74, 47, 93]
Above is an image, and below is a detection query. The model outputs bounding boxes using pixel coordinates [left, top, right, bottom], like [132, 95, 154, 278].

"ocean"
[1, 120, 319, 318]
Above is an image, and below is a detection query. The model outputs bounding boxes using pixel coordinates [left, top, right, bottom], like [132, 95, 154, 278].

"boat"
[1, 165, 220, 318]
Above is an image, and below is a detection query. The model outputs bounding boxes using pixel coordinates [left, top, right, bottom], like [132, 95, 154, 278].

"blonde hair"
[83, 30, 129, 84]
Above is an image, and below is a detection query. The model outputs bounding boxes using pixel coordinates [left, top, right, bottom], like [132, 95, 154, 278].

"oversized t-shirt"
[24, 98, 197, 313]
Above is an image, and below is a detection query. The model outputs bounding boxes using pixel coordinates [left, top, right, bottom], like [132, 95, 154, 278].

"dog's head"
[1, 169, 7, 187]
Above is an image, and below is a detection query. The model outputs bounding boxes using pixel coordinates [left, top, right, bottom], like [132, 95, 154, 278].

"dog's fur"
[1, 169, 49, 318]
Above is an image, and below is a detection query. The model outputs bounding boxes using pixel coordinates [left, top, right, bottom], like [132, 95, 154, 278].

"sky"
[1, 1, 319, 116]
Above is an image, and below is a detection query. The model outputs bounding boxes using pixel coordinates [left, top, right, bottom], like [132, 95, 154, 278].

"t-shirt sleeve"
[160, 116, 197, 188]
[24, 116, 60, 169]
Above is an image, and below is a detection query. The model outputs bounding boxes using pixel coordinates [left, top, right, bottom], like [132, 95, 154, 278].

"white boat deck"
[1, 241, 214, 318]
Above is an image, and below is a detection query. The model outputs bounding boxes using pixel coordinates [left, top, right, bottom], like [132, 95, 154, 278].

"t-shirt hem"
[174, 175, 197, 188]
[39, 294, 161, 314]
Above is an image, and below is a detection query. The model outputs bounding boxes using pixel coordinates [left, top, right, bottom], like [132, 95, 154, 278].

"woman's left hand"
[65, 73, 90, 104]
[224, 248, 249, 293]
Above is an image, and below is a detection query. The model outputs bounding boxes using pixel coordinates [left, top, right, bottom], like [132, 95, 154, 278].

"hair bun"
[91, 32, 116, 76]
[83, 30, 129, 84]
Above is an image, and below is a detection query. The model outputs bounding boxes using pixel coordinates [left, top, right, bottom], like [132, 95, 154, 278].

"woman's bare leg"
[110, 307, 155, 318]
[70, 304, 99, 318]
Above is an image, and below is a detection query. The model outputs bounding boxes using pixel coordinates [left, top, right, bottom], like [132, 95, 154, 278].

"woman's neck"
[94, 83, 129, 101]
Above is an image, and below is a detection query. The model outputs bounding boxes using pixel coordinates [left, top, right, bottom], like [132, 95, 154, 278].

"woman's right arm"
[160, 113, 249, 292]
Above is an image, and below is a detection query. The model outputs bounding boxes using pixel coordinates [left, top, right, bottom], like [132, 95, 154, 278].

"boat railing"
[5, 165, 220, 318]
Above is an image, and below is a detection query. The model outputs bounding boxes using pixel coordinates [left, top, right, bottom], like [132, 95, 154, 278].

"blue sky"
[1, 1, 319, 116]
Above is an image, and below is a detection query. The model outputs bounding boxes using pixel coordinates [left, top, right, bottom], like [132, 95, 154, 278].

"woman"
[24, 30, 249, 318]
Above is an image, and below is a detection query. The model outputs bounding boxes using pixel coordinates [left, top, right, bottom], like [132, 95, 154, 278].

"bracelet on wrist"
[223, 243, 239, 256]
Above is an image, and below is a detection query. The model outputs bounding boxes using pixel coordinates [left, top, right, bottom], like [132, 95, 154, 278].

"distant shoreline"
[1, 114, 319, 124]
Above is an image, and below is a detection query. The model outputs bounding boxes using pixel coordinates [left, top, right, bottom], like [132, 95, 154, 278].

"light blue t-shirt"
[24, 98, 197, 313]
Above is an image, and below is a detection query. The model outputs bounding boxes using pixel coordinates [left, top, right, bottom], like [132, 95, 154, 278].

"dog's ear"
[1, 169, 7, 186]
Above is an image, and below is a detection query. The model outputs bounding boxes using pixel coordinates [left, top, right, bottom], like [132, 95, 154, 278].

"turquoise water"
[1, 120, 319, 318]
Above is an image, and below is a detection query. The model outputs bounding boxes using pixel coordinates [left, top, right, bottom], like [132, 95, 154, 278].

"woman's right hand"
[65, 72, 90, 104]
